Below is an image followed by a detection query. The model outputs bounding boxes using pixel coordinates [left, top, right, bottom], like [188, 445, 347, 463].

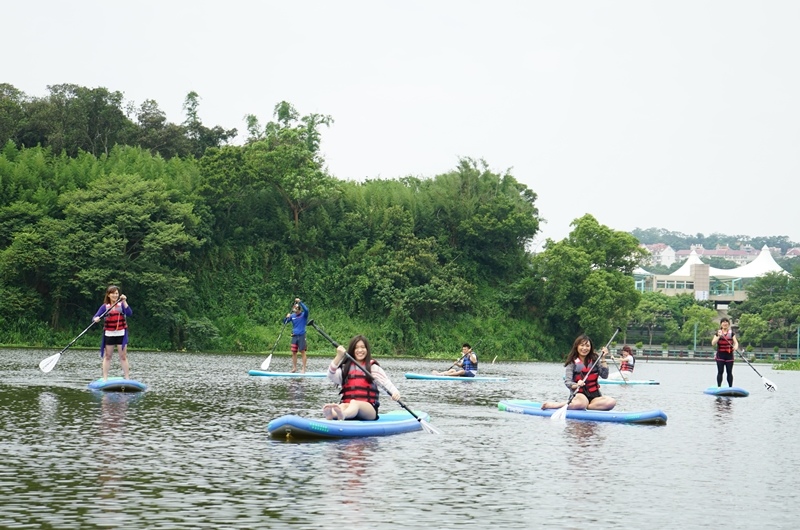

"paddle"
[39, 298, 124, 373]
[551, 327, 621, 422]
[439, 339, 482, 373]
[260, 304, 294, 370]
[736, 349, 777, 392]
[607, 351, 629, 385]
[307, 319, 440, 434]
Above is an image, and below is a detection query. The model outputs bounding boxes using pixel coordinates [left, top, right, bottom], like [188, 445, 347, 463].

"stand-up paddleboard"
[704, 386, 749, 397]
[498, 400, 667, 425]
[87, 377, 146, 392]
[268, 409, 430, 439]
[600, 379, 660, 385]
[248, 370, 327, 378]
[405, 372, 508, 382]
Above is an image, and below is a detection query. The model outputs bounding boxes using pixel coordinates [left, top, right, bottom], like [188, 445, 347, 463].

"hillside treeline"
[632, 227, 798, 254]
[8, 84, 793, 359]
[0, 84, 650, 359]
[0, 83, 236, 160]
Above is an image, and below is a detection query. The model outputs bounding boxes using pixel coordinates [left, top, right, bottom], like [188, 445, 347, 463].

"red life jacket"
[340, 360, 380, 405]
[717, 331, 735, 354]
[620, 355, 635, 373]
[573, 358, 600, 393]
[104, 305, 127, 332]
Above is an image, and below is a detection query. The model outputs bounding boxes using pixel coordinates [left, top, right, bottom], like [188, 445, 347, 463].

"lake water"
[1, 348, 796, 529]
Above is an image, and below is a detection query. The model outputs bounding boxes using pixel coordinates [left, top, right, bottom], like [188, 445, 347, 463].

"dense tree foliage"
[0, 83, 234, 160]
[516, 215, 645, 351]
[0, 87, 797, 357]
[729, 272, 800, 349]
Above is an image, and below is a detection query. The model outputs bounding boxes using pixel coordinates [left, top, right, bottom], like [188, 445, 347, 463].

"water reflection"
[287, 380, 305, 401]
[2, 349, 797, 529]
[563, 420, 602, 448]
[714, 397, 733, 415]
[330, 438, 378, 500]
[37, 391, 58, 425]
[94, 392, 144, 505]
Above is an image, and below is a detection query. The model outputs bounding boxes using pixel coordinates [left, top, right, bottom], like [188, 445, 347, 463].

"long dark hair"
[563, 334, 598, 367]
[341, 335, 379, 379]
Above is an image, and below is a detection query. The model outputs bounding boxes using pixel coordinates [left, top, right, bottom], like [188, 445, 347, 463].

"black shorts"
[583, 389, 603, 402]
[105, 335, 124, 345]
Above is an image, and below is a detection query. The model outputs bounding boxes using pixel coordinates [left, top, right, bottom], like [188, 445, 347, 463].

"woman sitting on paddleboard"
[323, 335, 401, 421]
[541, 334, 616, 411]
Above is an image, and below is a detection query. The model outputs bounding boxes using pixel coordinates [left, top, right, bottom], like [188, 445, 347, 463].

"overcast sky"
[5, 1, 799, 246]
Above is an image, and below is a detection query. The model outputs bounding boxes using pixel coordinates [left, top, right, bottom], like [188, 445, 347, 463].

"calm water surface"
[1, 348, 797, 529]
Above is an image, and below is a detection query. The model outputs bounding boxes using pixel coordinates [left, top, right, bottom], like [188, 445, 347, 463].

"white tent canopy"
[710, 245, 787, 278]
[670, 249, 729, 277]
[670, 245, 786, 279]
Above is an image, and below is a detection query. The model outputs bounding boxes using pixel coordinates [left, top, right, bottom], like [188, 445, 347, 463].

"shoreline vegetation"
[1, 88, 798, 364]
[6, 344, 796, 369]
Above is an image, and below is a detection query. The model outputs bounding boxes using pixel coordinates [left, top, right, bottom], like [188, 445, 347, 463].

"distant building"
[674, 244, 759, 266]
[641, 243, 676, 267]
[634, 246, 788, 309]
[785, 247, 800, 259]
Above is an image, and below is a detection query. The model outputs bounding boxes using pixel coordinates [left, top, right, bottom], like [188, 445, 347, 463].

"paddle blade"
[39, 352, 61, 373]
[763, 377, 777, 392]
[418, 418, 441, 434]
[260, 354, 272, 370]
[550, 404, 568, 422]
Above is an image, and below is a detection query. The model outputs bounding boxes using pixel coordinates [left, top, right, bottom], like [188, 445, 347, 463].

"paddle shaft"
[565, 327, 620, 407]
[735, 349, 776, 391]
[39, 298, 125, 373]
[63, 298, 124, 355]
[607, 351, 629, 384]
[268, 301, 294, 354]
[308, 320, 424, 423]
[736, 349, 764, 377]
[443, 339, 482, 371]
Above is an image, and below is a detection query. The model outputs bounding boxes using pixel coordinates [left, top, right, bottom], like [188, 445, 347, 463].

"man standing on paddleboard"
[284, 298, 309, 373]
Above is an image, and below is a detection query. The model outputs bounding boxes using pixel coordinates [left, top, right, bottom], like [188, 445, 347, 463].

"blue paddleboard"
[703, 386, 749, 397]
[498, 400, 667, 425]
[248, 370, 327, 378]
[268, 409, 430, 439]
[404, 372, 508, 382]
[87, 377, 146, 392]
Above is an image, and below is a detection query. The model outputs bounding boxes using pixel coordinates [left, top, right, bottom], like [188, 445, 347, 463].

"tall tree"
[523, 214, 645, 347]
[245, 101, 337, 232]
[0, 83, 26, 147]
[182, 91, 237, 158]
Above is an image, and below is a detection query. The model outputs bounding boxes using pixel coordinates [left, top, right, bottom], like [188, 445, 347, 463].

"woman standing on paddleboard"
[93, 285, 132, 381]
[711, 317, 738, 388]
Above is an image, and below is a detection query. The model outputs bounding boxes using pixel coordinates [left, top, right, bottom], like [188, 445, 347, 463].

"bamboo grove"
[4, 84, 793, 359]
